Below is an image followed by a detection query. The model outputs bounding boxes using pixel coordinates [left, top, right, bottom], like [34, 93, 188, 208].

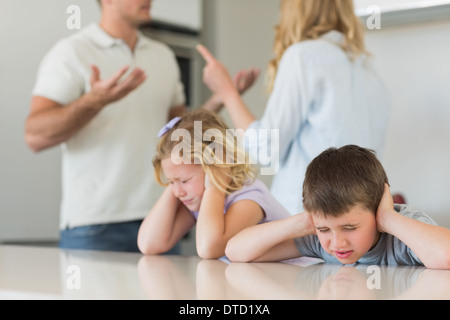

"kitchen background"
[1, 0, 450, 253]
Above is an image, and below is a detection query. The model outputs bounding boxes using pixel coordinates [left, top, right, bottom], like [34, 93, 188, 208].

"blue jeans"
[59, 220, 181, 254]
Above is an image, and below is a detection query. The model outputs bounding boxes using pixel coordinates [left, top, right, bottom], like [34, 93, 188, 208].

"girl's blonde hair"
[153, 109, 257, 194]
[267, 0, 368, 92]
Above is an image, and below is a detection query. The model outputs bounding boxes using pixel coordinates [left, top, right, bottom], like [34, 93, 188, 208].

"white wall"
[0, 0, 100, 241]
[152, 0, 203, 30]
[364, 18, 450, 227]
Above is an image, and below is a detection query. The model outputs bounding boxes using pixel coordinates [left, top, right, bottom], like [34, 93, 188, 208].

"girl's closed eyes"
[161, 160, 205, 211]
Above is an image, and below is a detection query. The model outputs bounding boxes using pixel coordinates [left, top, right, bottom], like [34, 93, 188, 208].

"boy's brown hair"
[302, 145, 389, 217]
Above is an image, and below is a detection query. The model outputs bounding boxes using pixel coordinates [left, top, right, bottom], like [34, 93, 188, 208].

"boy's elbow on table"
[423, 228, 450, 270]
[445, 251, 450, 270]
[424, 255, 450, 270]
[421, 241, 450, 270]
[436, 249, 450, 270]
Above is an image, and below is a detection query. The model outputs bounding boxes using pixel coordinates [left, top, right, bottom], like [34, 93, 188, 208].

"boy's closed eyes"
[316, 224, 360, 233]
[310, 206, 380, 265]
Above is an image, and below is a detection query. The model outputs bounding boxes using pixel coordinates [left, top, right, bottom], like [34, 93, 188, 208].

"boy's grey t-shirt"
[294, 204, 437, 266]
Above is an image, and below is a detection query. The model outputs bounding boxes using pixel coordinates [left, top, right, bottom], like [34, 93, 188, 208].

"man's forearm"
[25, 94, 105, 152]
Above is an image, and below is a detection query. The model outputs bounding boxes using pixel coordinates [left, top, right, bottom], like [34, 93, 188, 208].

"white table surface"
[1, 244, 449, 300]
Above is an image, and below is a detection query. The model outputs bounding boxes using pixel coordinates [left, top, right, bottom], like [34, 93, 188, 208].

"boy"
[225, 145, 450, 269]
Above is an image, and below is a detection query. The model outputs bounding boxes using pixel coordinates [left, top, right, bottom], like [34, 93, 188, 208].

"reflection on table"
[1, 245, 449, 300]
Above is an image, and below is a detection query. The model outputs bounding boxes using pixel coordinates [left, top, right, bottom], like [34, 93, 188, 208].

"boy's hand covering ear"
[302, 211, 317, 236]
[376, 184, 395, 233]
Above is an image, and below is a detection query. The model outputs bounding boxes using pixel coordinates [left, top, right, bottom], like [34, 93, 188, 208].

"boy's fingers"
[385, 183, 391, 193]
[196, 44, 216, 64]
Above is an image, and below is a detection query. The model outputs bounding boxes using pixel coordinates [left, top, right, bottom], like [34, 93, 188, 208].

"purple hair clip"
[157, 116, 182, 138]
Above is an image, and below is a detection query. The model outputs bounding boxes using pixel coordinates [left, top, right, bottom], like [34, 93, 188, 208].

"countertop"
[1, 244, 449, 300]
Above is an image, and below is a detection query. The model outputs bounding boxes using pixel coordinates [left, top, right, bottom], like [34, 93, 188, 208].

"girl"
[197, 0, 391, 215]
[137, 109, 291, 259]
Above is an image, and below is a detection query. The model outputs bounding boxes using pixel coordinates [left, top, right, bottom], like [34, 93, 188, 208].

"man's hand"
[88, 65, 147, 107]
[233, 67, 260, 94]
[200, 66, 260, 113]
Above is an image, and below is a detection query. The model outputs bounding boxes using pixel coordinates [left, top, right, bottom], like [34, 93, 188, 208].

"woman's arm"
[225, 212, 316, 262]
[377, 184, 450, 270]
[197, 45, 256, 130]
[198, 44, 309, 164]
[137, 187, 195, 255]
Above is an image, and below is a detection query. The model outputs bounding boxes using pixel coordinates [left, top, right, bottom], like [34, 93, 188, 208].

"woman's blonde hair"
[153, 109, 257, 194]
[267, 0, 368, 92]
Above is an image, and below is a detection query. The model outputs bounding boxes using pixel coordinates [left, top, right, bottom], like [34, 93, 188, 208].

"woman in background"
[197, 0, 391, 214]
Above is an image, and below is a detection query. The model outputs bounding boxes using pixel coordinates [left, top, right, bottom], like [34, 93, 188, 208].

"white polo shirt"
[32, 23, 185, 228]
